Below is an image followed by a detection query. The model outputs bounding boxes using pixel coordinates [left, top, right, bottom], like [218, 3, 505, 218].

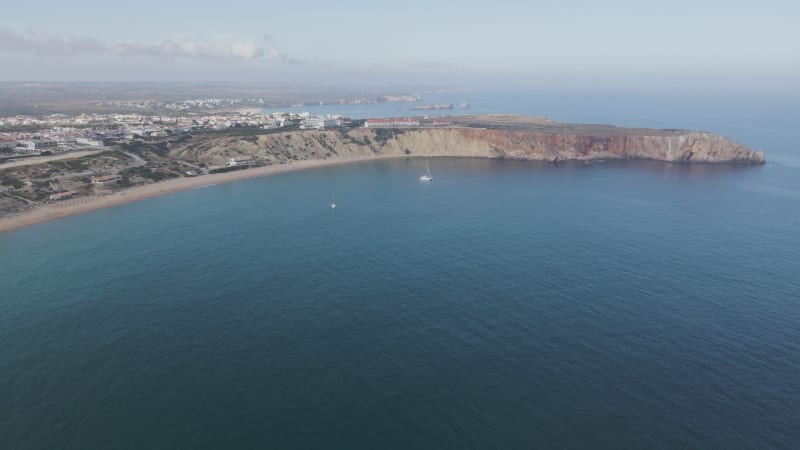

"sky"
[1, 0, 799, 88]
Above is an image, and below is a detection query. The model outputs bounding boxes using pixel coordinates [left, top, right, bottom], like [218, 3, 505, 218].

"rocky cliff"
[168, 115, 765, 165]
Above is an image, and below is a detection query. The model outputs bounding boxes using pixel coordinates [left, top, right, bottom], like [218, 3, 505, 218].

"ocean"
[1, 89, 799, 449]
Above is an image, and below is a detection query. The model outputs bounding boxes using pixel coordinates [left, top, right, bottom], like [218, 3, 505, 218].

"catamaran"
[419, 161, 433, 182]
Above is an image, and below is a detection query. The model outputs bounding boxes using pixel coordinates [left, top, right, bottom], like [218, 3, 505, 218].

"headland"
[0, 114, 765, 233]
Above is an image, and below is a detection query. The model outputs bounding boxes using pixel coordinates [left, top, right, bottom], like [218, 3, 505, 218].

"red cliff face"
[447, 127, 765, 164]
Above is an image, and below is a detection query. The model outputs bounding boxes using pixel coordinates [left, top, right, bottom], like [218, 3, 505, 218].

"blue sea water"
[2, 89, 800, 449]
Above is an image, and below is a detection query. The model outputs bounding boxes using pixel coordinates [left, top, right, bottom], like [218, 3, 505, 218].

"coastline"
[0, 114, 766, 235]
[0, 155, 406, 234]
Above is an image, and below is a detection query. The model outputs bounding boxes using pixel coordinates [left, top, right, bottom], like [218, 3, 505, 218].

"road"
[0, 148, 105, 169]
[120, 150, 146, 167]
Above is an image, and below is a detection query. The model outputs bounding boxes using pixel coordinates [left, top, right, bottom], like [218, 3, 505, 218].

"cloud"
[0, 27, 300, 63]
[113, 39, 267, 61]
[0, 27, 108, 55]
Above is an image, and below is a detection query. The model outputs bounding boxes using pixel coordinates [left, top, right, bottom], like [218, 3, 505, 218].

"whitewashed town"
[0, 110, 337, 153]
[1, 108, 457, 156]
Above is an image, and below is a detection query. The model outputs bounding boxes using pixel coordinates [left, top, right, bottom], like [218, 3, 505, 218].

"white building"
[16, 141, 37, 152]
[364, 118, 421, 128]
[91, 174, 122, 185]
[302, 117, 339, 129]
[34, 140, 59, 150]
[226, 157, 257, 167]
[76, 138, 103, 146]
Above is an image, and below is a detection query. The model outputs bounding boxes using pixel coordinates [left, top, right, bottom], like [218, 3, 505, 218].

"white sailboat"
[419, 161, 433, 182]
[330, 192, 337, 209]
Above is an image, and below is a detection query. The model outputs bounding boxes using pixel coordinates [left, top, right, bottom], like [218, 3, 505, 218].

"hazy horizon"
[3, 0, 799, 89]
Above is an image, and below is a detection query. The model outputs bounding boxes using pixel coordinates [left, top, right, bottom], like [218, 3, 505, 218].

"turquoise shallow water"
[2, 90, 800, 449]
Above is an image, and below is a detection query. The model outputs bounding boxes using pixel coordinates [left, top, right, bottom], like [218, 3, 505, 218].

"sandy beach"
[0, 155, 406, 234]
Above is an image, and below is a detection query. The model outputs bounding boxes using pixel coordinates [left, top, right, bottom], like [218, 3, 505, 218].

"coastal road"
[120, 150, 146, 168]
[0, 148, 105, 169]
